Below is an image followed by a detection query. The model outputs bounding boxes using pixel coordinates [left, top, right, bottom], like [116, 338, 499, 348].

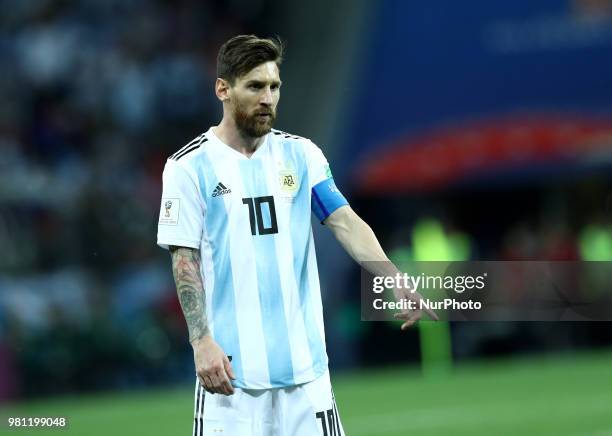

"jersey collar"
[207, 127, 270, 160]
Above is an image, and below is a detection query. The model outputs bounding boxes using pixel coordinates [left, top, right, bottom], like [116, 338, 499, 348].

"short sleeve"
[305, 140, 332, 189]
[157, 159, 204, 250]
[305, 140, 349, 223]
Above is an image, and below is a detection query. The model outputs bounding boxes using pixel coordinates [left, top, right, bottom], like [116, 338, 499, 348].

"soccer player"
[157, 35, 436, 436]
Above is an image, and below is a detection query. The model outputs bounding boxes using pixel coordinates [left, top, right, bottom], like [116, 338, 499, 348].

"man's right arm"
[170, 246, 235, 395]
[170, 246, 210, 342]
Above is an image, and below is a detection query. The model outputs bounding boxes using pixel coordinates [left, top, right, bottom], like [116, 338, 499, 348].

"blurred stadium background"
[1, 0, 612, 434]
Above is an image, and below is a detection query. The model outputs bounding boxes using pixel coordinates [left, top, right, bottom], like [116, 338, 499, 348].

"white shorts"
[192, 369, 345, 436]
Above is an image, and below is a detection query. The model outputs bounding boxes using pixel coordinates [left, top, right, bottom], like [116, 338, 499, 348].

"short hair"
[216, 35, 284, 85]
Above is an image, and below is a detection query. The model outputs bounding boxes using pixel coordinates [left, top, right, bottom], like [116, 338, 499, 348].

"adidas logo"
[212, 182, 231, 197]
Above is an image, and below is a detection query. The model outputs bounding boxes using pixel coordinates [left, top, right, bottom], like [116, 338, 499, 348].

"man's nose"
[260, 87, 273, 105]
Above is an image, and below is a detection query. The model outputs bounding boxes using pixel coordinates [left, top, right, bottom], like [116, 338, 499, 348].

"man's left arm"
[324, 205, 438, 329]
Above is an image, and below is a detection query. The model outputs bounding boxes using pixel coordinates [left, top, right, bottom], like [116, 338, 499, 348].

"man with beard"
[157, 35, 436, 436]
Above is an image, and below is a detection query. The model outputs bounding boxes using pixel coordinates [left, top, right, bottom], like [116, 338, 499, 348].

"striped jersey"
[157, 127, 347, 389]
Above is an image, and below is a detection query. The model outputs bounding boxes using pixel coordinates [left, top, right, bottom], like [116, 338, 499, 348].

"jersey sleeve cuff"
[157, 237, 200, 250]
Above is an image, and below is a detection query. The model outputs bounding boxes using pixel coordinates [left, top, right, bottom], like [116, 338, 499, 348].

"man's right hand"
[192, 336, 236, 395]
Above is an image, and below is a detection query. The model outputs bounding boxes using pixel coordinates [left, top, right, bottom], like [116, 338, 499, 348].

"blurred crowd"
[0, 0, 277, 272]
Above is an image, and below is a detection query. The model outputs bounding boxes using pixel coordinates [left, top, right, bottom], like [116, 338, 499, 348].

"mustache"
[254, 109, 274, 116]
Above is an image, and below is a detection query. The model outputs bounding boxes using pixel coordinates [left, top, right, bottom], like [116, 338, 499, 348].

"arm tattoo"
[170, 246, 210, 342]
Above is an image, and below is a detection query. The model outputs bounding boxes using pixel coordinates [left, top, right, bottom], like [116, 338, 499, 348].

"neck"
[213, 118, 265, 158]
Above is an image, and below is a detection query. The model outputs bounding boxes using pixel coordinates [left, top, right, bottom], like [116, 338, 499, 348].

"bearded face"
[227, 62, 281, 138]
[233, 98, 276, 138]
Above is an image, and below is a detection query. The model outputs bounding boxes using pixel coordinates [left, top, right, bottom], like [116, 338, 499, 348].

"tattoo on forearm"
[170, 246, 210, 342]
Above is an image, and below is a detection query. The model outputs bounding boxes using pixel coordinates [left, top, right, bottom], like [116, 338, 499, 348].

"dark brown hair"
[216, 35, 284, 85]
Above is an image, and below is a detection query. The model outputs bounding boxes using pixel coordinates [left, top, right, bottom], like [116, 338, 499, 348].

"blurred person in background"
[157, 34, 436, 436]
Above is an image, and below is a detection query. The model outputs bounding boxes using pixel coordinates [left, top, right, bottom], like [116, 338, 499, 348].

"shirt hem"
[231, 362, 329, 390]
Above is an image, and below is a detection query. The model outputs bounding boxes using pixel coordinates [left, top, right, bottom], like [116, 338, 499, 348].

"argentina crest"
[278, 166, 299, 200]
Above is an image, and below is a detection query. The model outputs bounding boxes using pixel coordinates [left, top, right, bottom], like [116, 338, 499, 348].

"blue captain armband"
[311, 178, 349, 223]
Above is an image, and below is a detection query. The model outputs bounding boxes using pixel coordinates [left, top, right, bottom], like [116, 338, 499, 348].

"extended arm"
[324, 206, 396, 274]
[169, 246, 235, 395]
[324, 206, 437, 328]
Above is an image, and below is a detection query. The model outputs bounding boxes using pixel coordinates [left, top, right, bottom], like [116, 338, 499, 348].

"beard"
[233, 102, 276, 138]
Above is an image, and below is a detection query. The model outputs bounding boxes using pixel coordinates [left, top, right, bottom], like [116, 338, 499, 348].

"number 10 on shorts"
[315, 408, 340, 436]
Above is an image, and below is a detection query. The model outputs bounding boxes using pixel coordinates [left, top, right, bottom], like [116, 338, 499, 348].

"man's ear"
[215, 78, 231, 102]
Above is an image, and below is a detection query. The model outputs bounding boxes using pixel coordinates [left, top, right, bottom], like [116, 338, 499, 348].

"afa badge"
[278, 169, 299, 194]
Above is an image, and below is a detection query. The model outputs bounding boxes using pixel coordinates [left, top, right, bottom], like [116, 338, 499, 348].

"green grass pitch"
[3, 351, 612, 435]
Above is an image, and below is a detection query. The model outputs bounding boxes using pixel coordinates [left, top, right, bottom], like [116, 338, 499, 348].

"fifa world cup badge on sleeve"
[159, 198, 180, 225]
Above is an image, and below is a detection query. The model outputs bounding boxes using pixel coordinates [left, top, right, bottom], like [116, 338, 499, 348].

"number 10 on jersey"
[242, 196, 278, 235]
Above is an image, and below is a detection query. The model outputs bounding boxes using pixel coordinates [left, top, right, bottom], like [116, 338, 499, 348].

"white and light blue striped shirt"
[157, 127, 347, 389]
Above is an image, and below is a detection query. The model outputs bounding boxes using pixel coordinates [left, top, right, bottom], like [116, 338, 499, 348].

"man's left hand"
[392, 287, 439, 330]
